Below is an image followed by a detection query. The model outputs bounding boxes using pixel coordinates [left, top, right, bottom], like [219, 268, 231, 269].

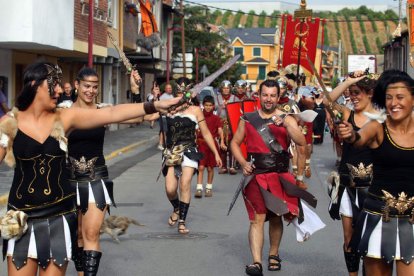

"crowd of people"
[0, 60, 413, 276]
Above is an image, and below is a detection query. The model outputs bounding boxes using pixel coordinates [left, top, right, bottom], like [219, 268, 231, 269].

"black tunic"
[369, 122, 414, 197]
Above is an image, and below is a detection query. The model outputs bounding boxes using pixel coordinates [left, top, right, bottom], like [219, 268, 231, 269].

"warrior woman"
[327, 72, 379, 275]
[0, 62, 179, 276]
[148, 77, 222, 234]
[338, 69, 414, 276]
[66, 67, 141, 275]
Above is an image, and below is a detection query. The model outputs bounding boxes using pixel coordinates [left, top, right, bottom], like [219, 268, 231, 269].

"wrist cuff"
[144, 102, 157, 114]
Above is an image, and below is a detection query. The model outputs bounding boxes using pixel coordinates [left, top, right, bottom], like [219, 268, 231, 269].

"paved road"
[1, 128, 354, 275]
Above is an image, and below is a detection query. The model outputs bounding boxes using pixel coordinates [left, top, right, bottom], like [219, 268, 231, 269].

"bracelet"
[296, 175, 304, 181]
[144, 102, 157, 114]
[348, 131, 361, 145]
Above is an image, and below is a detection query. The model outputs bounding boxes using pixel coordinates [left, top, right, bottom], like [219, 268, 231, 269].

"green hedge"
[258, 11, 266, 27]
[222, 11, 232, 26]
[345, 15, 358, 54]
[333, 14, 341, 41]
[233, 11, 243, 28]
[245, 10, 255, 28]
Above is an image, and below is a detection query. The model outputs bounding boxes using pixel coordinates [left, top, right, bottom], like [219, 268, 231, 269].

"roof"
[226, 28, 277, 45]
[246, 57, 269, 63]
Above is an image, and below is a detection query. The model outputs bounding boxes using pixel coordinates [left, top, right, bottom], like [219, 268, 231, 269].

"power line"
[183, 0, 401, 22]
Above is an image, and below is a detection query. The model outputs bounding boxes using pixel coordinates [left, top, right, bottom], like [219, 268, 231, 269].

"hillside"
[208, 9, 404, 55]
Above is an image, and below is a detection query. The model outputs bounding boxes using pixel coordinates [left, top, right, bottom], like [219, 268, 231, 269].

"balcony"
[0, 0, 74, 51]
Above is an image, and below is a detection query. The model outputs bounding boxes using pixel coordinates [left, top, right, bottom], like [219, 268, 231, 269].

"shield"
[226, 100, 258, 158]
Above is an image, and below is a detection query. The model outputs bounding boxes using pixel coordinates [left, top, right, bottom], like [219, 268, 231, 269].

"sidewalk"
[0, 122, 160, 204]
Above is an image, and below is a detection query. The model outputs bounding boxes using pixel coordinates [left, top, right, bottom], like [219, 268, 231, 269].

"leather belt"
[248, 152, 289, 173]
[69, 165, 108, 182]
[8, 194, 76, 219]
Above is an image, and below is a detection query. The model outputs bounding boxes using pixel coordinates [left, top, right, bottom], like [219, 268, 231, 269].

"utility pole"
[180, 0, 186, 77]
[88, 0, 94, 67]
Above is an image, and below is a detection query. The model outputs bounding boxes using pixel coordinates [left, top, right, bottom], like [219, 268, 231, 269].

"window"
[253, 47, 261, 57]
[234, 47, 244, 61]
[258, 66, 266, 80]
[107, 0, 118, 28]
[240, 66, 247, 75]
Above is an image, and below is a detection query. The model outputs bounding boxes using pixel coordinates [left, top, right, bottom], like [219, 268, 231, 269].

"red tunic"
[243, 113, 299, 220]
[197, 111, 222, 167]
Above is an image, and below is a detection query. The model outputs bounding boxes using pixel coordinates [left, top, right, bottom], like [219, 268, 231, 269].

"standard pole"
[88, 0, 94, 67]
[195, 47, 199, 82]
[296, 19, 303, 87]
[166, 28, 171, 84]
[180, 0, 186, 77]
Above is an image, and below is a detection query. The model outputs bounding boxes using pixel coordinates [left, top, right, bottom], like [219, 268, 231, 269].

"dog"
[100, 215, 144, 243]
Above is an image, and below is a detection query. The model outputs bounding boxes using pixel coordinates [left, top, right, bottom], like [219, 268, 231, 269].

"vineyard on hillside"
[205, 7, 404, 55]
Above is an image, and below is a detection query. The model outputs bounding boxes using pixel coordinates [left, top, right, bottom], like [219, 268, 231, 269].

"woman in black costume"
[0, 62, 178, 276]
[325, 73, 379, 275]
[339, 69, 414, 275]
[68, 67, 141, 275]
[157, 78, 222, 234]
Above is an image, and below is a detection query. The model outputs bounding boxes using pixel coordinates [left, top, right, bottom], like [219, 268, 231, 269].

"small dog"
[100, 215, 144, 243]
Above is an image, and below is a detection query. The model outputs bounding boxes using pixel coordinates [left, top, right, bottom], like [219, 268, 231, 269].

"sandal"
[268, 255, 281, 271]
[245, 262, 263, 276]
[168, 210, 179, 226]
[177, 220, 190, 235]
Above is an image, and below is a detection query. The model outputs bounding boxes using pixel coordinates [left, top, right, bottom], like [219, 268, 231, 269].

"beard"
[261, 103, 277, 114]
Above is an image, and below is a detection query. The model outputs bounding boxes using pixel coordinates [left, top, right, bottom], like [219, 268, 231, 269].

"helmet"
[234, 79, 247, 89]
[275, 76, 289, 89]
[220, 80, 232, 89]
[175, 77, 193, 95]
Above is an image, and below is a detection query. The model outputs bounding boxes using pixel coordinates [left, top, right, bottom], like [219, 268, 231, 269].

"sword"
[227, 157, 254, 216]
[306, 55, 343, 124]
[169, 55, 240, 112]
[107, 32, 142, 85]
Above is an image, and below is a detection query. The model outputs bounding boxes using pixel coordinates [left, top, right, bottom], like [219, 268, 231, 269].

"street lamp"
[166, 25, 181, 84]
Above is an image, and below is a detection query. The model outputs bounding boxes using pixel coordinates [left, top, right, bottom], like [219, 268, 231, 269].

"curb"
[0, 135, 159, 207]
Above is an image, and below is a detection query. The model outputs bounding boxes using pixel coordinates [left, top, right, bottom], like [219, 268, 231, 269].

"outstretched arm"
[61, 98, 180, 132]
[338, 119, 383, 149]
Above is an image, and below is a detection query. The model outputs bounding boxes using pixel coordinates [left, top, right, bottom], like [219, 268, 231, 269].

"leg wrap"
[344, 250, 360, 273]
[83, 250, 102, 276]
[74, 246, 84, 272]
[169, 198, 180, 212]
[178, 201, 190, 221]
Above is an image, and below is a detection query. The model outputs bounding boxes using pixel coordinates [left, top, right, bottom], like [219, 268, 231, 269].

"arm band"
[144, 102, 157, 114]
[349, 131, 361, 145]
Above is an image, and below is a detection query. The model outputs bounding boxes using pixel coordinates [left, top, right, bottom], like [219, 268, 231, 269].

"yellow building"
[227, 28, 280, 86]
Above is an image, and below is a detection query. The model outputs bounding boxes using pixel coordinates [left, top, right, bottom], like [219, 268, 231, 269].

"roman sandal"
[177, 220, 190, 234]
[268, 255, 281, 271]
[245, 262, 263, 276]
[168, 210, 179, 226]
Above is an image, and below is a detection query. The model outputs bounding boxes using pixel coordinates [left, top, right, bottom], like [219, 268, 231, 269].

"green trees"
[173, 5, 241, 86]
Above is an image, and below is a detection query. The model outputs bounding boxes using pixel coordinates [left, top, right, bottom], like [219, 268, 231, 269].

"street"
[53, 135, 347, 276]
[0, 127, 350, 276]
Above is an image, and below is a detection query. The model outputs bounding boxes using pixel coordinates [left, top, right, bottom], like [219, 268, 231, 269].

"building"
[0, 0, 174, 128]
[226, 27, 279, 86]
[383, 30, 414, 77]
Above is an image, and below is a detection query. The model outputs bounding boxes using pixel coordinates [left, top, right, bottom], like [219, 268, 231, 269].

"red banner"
[282, 15, 320, 73]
